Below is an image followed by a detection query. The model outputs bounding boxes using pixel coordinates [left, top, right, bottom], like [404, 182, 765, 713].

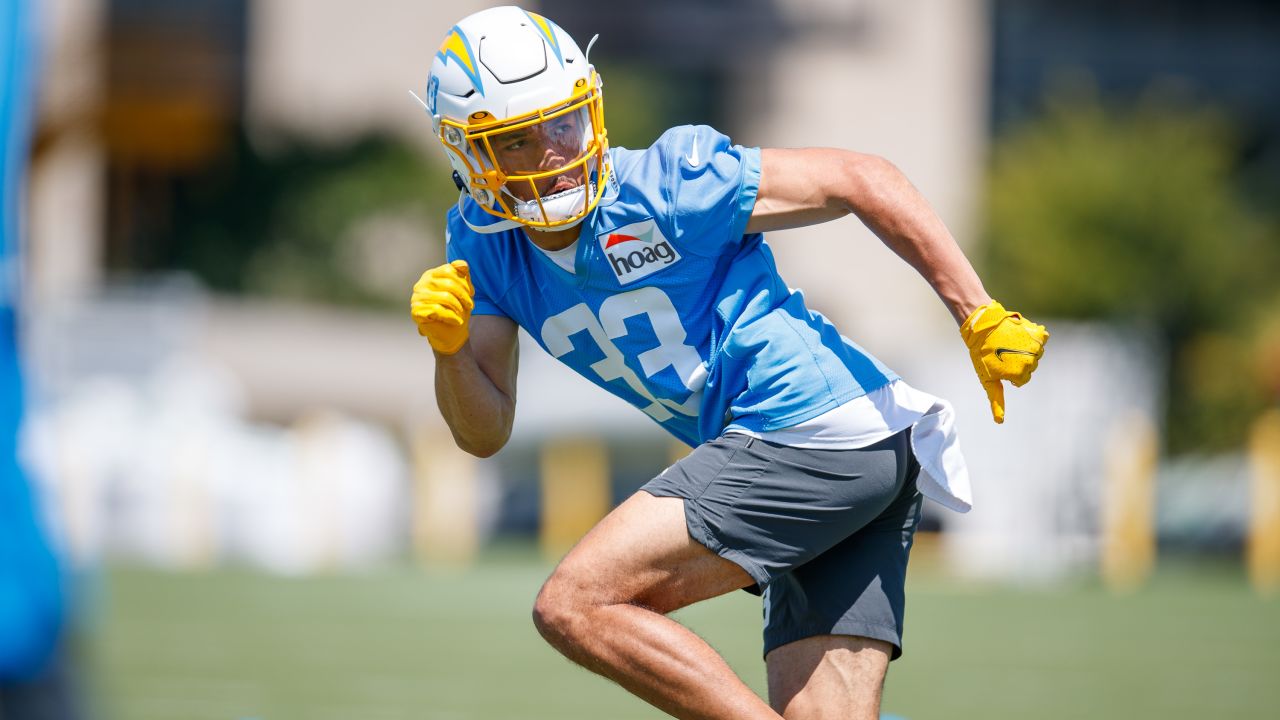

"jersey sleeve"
[652, 124, 762, 258]
[444, 210, 509, 318]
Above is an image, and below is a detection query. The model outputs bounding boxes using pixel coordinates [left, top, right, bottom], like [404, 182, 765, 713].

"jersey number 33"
[539, 287, 706, 423]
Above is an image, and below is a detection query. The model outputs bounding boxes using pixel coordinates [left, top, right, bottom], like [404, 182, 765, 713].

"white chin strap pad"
[514, 185, 587, 227]
[527, 213, 586, 232]
[457, 181, 593, 235]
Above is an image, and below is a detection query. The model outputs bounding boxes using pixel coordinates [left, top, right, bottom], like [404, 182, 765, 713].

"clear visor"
[474, 104, 598, 205]
[442, 78, 608, 228]
[481, 105, 593, 176]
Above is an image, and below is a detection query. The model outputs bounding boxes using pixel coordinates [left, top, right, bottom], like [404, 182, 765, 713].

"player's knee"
[531, 577, 590, 649]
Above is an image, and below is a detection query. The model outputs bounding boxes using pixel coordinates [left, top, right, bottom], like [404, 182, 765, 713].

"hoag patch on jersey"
[597, 219, 682, 285]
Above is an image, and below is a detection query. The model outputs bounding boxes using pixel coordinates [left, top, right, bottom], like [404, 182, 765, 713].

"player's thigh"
[766, 635, 892, 720]
[539, 490, 754, 614]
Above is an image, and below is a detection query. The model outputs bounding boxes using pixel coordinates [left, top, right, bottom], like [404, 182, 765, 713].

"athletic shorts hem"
[639, 489, 771, 589]
[763, 622, 904, 662]
[641, 431, 922, 665]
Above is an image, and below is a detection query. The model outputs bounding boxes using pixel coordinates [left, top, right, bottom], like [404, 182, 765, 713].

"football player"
[1, 1, 75, 715]
[411, 6, 1048, 719]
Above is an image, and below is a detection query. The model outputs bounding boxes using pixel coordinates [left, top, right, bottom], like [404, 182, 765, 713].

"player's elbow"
[452, 428, 510, 458]
[839, 151, 903, 214]
[465, 444, 503, 459]
[842, 150, 895, 189]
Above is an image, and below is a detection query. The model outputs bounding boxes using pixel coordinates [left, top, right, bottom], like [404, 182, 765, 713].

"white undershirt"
[737, 380, 932, 449]
[732, 380, 974, 513]
[535, 239, 579, 273]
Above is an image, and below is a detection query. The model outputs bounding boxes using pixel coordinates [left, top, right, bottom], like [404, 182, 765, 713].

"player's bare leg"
[765, 635, 892, 720]
[533, 491, 782, 720]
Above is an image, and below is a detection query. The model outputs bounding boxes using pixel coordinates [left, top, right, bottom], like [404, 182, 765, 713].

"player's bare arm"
[411, 262, 519, 457]
[749, 147, 1049, 422]
[433, 315, 519, 457]
[748, 147, 991, 325]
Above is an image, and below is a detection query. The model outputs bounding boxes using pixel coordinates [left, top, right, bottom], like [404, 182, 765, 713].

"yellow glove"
[410, 260, 475, 355]
[960, 300, 1049, 424]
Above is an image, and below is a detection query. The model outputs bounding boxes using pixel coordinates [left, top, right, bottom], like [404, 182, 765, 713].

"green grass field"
[86, 547, 1280, 720]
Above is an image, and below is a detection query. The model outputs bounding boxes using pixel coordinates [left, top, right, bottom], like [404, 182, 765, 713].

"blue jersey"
[446, 124, 897, 446]
[2, 0, 65, 678]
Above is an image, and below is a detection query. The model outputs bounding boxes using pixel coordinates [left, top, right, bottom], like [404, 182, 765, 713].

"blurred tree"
[1255, 296, 1280, 406]
[593, 61, 721, 146]
[170, 133, 455, 308]
[166, 66, 687, 309]
[983, 90, 1279, 453]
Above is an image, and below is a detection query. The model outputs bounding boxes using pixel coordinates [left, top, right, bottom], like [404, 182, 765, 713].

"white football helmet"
[422, 6, 609, 232]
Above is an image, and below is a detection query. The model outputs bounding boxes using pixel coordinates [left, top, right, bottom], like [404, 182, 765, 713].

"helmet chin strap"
[456, 192, 521, 234]
[456, 183, 592, 234]
[514, 184, 589, 231]
[526, 213, 587, 233]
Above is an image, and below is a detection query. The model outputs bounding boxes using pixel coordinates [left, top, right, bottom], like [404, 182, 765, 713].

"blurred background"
[3, 0, 1279, 718]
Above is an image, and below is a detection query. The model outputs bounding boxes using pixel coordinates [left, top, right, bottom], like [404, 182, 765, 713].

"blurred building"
[23, 0, 1274, 579]
[991, 0, 1280, 142]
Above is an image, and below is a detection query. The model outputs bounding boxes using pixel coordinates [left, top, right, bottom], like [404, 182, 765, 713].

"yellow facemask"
[438, 73, 611, 230]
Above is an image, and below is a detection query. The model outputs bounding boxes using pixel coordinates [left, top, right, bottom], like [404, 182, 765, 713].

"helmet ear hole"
[451, 171, 466, 192]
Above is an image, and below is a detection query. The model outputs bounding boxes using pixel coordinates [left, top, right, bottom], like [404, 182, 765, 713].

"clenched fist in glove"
[410, 260, 475, 355]
[960, 300, 1049, 424]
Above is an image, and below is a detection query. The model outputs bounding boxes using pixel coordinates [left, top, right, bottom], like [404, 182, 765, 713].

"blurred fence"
[24, 278, 410, 573]
[21, 277, 1280, 592]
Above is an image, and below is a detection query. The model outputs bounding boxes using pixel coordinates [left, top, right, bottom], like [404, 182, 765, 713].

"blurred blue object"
[0, 0, 65, 681]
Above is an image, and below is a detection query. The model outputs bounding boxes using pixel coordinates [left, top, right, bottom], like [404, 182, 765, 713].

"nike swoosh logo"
[686, 131, 700, 167]
[994, 347, 1038, 360]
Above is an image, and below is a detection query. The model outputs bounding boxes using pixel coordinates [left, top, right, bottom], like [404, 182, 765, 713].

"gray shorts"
[640, 430, 923, 660]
